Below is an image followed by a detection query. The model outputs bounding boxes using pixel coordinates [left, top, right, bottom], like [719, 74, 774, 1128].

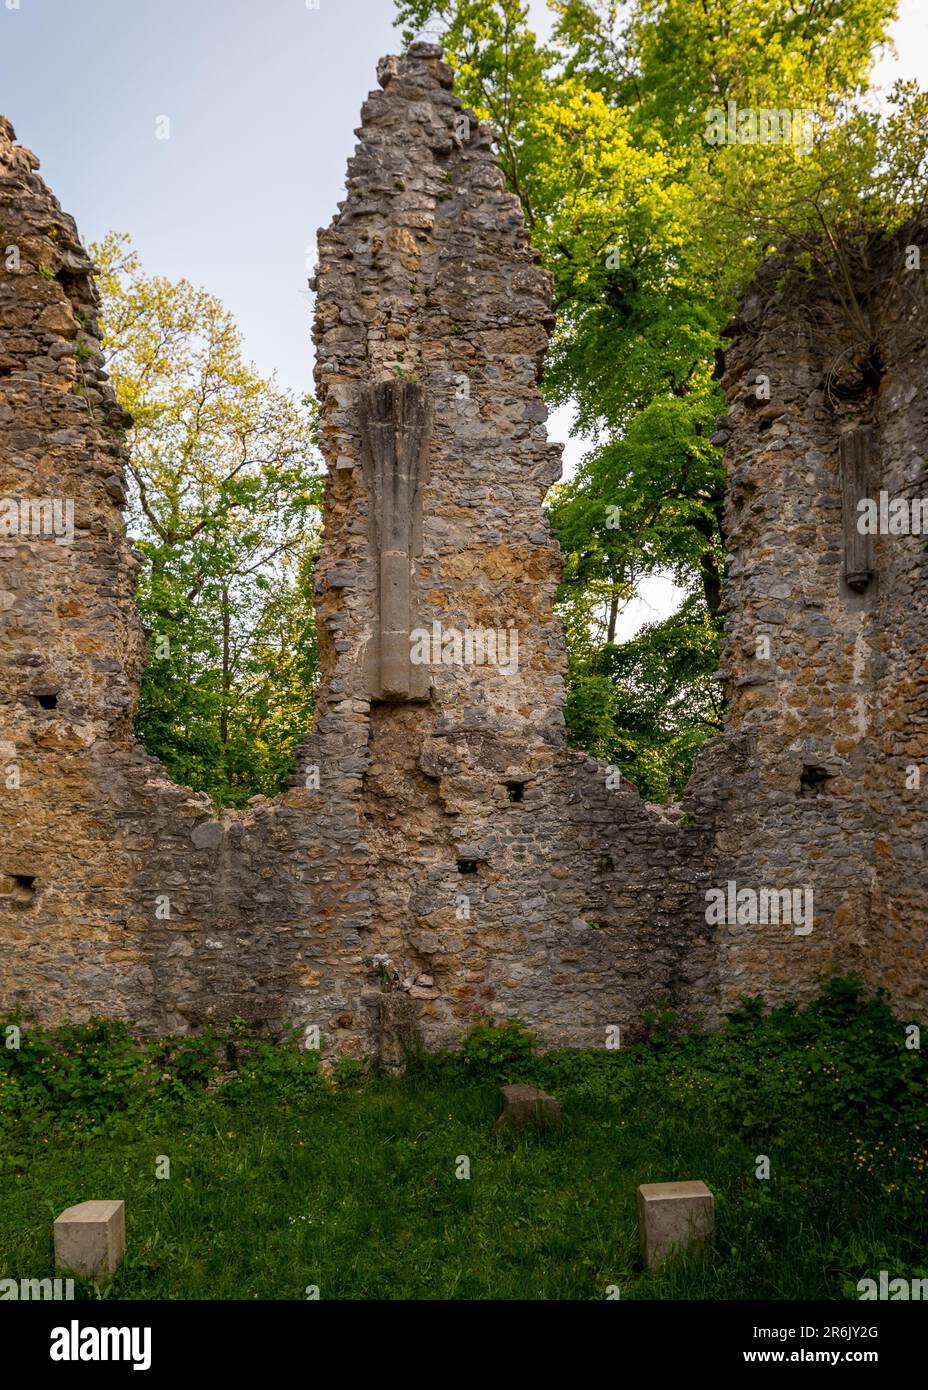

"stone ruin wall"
[0, 45, 925, 1063]
[304, 44, 713, 1060]
[696, 224, 928, 1021]
[0, 114, 310, 1038]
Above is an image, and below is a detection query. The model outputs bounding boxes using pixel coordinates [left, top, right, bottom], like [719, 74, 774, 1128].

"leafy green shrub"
[460, 1018, 537, 1081]
[220, 1035, 324, 1103]
[333, 1056, 364, 1089]
[0, 1016, 146, 1120]
[0, 1016, 324, 1116]
[147, 1030, 224, 1100]
[724, 994, 766, 1027]
[640, 996, 680, 1048]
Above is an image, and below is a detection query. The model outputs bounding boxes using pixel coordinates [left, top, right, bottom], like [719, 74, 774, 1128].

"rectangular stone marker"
[637, 1180, 714, 1272]
[54, 1199, 125, 1278]
[494, 1083, 561, 1133]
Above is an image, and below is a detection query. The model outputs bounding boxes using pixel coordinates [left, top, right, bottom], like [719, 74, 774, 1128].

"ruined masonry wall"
[692, 228, 928, 1020]
[0, 45, 925, 1059]
[0, 115, 311, 1036]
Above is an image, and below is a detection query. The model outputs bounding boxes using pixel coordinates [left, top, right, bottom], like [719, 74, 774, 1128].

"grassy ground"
[0, 978, 924, 1300]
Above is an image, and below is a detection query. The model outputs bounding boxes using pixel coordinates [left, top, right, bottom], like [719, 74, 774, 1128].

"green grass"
[0, 979, 924, 1300]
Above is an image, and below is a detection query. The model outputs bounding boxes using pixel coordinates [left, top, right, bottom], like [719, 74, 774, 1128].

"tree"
[93, 233, 323, 805]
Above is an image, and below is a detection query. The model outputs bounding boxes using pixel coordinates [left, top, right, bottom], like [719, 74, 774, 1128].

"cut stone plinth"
[637, 1181, 714, 1271]
[54, 1200, 125, 1278]
[494, 1083, 561, 1133]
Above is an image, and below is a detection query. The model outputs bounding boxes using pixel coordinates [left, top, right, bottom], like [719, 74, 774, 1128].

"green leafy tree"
[93, 234, 322, 805]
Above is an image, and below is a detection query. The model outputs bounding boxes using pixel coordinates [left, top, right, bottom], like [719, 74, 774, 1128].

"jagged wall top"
[309, 41, 567, 740]
[312, 40, 557, 451]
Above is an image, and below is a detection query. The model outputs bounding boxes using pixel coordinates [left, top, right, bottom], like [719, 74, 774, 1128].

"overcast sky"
[2, 0, 924, 636]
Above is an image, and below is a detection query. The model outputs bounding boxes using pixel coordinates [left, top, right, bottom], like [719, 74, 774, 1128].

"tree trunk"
[607, 591, 619, 645]
[220, 586, 230, 748]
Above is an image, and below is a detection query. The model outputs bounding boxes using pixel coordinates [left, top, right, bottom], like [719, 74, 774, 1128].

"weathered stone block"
[494, 1083, 561, 1133]
[54, 1199, 125, 1278]
[637, 1180, 714, 1271]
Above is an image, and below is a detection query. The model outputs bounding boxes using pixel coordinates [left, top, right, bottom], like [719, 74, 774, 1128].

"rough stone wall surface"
[0, 46, 925, 1060]
[696, 227, 928, 1019]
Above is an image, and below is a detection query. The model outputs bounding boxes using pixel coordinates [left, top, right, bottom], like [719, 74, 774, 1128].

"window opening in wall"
[90, 235, 323, 809]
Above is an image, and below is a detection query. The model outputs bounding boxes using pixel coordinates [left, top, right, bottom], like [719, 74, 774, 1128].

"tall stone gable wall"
[0, 45, 924, 1060]
[305, 44, 711, 1059]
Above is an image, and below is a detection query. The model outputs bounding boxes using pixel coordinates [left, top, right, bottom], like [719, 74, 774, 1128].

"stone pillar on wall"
[839, 429, 875, 592]
[360, 380, 432, 701]
[307, 42, 706, 1054]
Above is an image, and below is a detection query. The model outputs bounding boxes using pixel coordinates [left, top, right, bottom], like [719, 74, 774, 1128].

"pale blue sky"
[1, 0, 923, 637]
[1, 0, 404, 399]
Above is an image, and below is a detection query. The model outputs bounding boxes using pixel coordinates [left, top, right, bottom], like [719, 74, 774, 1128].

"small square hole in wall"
[5, 874, 36, 905]
[457, 859, 479, 874]
[505, 781, 525, 803]
[55, 266, 84, 296]
[33, 690, 58, 710]
[800, 764, 832, 796]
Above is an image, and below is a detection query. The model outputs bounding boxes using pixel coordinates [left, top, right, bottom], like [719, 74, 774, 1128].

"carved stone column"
[840, 428, 875, 592]
[360, 380, 432, 700]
